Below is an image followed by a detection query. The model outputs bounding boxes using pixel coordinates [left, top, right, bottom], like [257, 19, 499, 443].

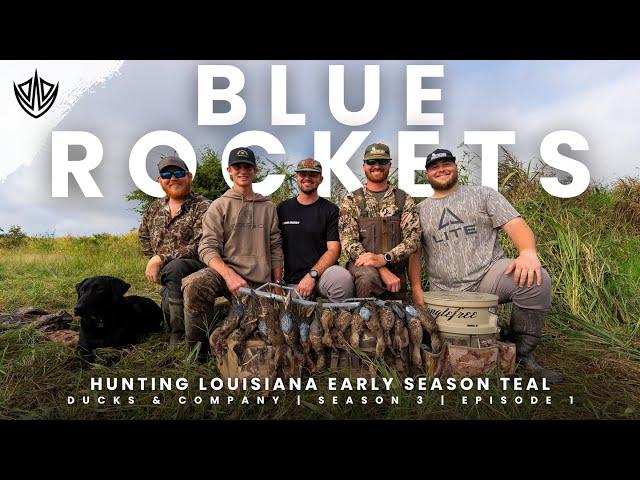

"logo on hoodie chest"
[235, 222, 265, 229]
[234, 208, 264, 229]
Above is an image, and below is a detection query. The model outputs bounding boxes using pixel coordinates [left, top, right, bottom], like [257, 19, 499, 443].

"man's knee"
[348, 263, 385, 297]
[319, 265, 355, 301]
[513, 267, 552, 311]
[161, 258, 204, 284]
[351, 265, 379, 285]
[540, 268, 552, 288]
[182, 268, 225, 315]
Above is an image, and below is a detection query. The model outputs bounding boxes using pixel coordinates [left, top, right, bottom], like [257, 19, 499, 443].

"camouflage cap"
[157, 155, 189, 173]
[363, 143, 392, 161]
[295, 158, 322, 174]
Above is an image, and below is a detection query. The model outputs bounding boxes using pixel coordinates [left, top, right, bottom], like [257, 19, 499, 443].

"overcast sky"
[0, 60, 638, 236]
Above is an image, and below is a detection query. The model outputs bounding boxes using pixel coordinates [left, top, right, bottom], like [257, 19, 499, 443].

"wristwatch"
[383, 252, 393, 264]
[309, 270, 319, 280]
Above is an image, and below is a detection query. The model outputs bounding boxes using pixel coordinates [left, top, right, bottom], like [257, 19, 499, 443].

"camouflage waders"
[346, 188, 409, 300]
[347, 264, 407, 301]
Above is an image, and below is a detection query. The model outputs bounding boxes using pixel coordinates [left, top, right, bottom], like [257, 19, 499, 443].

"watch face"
[310, 270, 318, 278]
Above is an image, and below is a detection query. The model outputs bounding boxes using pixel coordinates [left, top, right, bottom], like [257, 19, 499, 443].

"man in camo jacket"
[139, 155, 211, 347]
[339, 143, 421, 300]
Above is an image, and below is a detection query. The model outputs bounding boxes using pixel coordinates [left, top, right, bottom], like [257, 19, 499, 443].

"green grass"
[0, 232, 159, 312]
[1, 155, 639, 420]
[499, 189, 640, 363]
[1, 324, 639, 420]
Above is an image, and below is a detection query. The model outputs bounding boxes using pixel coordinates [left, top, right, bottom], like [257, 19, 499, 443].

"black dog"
[74, 276, 163, 363]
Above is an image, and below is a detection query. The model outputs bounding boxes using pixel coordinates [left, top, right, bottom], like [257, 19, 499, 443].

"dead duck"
[407, 314, 424, 368]
[350, 304, 367, 349]
[210, 296, 246, 360]
[297, 304, 315, 372]
[378, 304, 396, 354]
[309, 315, 326, 372]
[334, 309, 352, 347]
[264, 299, 285, 356]
[229, 296, 260, 358]
[410, 304, 442, 354]
[362, 301, 385, 358]
[319, 307, 336, 348]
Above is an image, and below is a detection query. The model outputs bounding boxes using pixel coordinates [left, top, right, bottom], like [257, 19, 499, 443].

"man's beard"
[298, 183, 318, 194]
[364, 168, 389, 184]
[427, 169, 458, 191]
[162, 181, 191, 199]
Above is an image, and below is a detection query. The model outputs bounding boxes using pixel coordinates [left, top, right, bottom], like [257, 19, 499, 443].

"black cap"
[228, 147, 257, 167]
[425, 148, 456, 169]
[157, 155, 189, 173]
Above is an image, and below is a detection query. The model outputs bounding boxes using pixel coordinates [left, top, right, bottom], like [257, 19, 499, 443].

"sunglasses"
[364, 158, 391, 166]
[160, 169, 187, 180]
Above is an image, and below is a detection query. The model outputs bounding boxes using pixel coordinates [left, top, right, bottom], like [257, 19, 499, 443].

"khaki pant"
[477, 258, 552, 311]
[287, 265, 354, 302]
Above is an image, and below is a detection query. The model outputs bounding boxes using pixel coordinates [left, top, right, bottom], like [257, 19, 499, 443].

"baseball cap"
[363, 143, 392, 161]
[157, 155, 189, 173]
[425, 149, 456, 169]
[228, 147, 257, 167]
[295, 158, 322, 174]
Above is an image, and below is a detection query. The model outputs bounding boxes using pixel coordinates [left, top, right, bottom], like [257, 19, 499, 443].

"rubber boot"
[184, 310, 210, 363]
[510, 305, 563, 384]
[167, 297, 185, 348]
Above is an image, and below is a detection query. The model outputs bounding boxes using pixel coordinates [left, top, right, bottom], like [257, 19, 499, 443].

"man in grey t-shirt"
[408, 148, 561, 383]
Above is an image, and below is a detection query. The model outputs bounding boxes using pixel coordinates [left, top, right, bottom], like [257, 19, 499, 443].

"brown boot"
[510, 305, 563, 384]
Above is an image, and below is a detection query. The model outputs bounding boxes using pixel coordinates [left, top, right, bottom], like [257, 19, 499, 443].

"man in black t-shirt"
[277, 159, 354, 302]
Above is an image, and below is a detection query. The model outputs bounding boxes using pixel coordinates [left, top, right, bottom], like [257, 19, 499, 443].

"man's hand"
[379, 267, 401, 293]
[355, 252, 387, 268]
[501, 218, 543, 288]
[145, 256, 163, 284]
[296, 273, 316, 298]
[504, 250, 543, 288]
[223, 269, 249, 297]
[411, 287, 425, 307]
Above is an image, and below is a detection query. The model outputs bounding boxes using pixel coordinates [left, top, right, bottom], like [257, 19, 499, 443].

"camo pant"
[181, 267, 259, 352]
[347, 262, 407, 301]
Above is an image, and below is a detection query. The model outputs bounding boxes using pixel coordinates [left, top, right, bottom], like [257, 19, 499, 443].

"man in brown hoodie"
[181, 147, 284, 362]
